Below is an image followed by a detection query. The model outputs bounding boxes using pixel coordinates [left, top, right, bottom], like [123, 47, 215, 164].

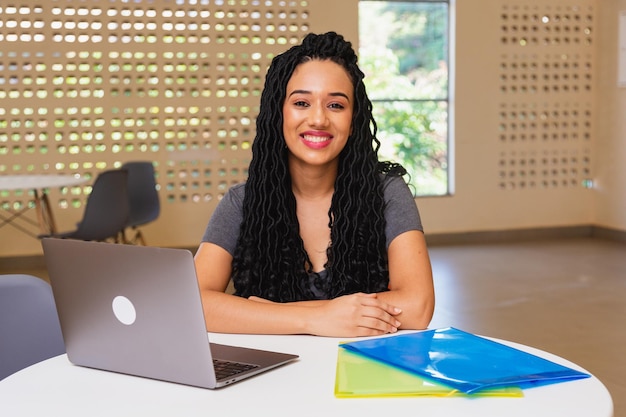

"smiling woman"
[282, 60, 354, 173]
[194, 32, 435, 338]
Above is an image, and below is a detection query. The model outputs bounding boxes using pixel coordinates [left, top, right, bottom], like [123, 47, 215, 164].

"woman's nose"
[308, 104, 329, 127]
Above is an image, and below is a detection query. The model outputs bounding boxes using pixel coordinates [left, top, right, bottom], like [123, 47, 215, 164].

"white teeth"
[302, 135, 330, 143]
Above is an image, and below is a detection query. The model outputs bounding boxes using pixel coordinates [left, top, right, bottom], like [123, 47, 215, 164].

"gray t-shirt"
[201, 175, 424, 298]
[202, 175, 423, 253]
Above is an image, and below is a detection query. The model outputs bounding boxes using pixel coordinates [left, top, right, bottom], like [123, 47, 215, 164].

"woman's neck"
[289, 160, 338, 200]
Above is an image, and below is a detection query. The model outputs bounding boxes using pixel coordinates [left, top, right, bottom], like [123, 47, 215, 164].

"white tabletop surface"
[0, 174, 87, 191]
[0, 332, 613, 417]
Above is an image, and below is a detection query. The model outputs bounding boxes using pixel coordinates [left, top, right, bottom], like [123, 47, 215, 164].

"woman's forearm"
[201, 290, 404, 337]
[201, 290, 312, 334]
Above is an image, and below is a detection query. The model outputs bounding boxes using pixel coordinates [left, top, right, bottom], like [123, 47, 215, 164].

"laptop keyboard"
[213, 359, 260, 380]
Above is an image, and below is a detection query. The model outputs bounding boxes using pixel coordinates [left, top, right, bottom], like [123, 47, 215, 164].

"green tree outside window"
[359, 1, 450, 196]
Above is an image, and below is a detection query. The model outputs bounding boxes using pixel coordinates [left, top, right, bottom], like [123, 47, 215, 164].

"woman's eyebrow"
[288, 89, 311, 97]
[288, 89, 351, 102]
[329, 92, 351, 102]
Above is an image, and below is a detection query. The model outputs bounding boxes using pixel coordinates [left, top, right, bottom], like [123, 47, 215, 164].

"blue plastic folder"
[339, 327, 590, 394]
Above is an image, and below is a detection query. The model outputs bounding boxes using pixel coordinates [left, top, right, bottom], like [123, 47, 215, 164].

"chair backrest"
[72, 169, 130, 241]
[0, 274, 66, 380]
[121, 161, 160, 228]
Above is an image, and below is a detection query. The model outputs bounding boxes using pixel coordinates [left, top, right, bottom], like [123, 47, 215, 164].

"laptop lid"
[41, 238, 298, 389]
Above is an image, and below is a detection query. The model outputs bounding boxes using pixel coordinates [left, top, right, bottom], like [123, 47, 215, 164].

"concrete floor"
[428, 237, 624, 417]
[2, 237, 624, 415]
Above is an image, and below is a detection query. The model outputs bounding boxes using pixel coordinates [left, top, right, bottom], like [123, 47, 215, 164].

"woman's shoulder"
[229, 181, 247, 193]
[380, 173, 410, 195]
[223, 181, 247, 203]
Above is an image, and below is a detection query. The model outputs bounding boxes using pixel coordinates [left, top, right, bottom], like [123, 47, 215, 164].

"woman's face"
[282, 59, 354, 171]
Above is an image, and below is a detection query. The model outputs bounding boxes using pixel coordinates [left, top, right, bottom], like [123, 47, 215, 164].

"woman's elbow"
[401, 297, 435, 330]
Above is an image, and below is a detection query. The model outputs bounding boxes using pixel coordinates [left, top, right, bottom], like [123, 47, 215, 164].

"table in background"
[0, 174, 87, 238]
[0, 332, 613, 417]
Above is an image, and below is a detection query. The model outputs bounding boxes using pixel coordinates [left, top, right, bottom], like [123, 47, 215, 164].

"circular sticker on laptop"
[112, 295, 137, 325]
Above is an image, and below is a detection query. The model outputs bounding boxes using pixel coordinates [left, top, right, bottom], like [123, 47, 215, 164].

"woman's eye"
[294, 100, 309, 107]
[329, 102, 345, 110]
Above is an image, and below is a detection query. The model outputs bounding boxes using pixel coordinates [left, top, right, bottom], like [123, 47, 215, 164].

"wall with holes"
[415, 0, 626, 236]
[423, 0, 598, 231]
[0, 0, 356, 256]
[593, 0, 626, 232]
[1, 0, 625, 257]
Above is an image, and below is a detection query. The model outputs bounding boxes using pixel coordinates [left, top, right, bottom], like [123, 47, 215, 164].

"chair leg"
[120, 227, 147, 245]
[134, 229, 147, 246]
[120, 229, 130, 244]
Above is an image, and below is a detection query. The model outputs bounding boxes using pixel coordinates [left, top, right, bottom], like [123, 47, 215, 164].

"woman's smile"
[301, 131, 333, 149]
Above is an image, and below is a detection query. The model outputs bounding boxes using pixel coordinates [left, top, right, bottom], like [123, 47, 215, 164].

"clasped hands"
[249, 292, 401, 338]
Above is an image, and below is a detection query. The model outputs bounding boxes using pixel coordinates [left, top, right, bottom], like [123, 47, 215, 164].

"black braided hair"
[231, 32, 406, 301]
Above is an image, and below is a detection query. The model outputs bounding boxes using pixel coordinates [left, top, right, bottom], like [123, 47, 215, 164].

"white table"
[0, 332, 613, 417]
[0, 174, 87, 237]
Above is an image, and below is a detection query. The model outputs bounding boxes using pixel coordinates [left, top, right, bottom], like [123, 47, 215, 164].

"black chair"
[39, 169, 129, 242]
[120, 161, 160, 245]
[0, 274, 66, 380]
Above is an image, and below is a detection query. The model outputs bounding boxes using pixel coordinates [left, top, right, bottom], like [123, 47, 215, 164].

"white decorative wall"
[1, 0, 624, 257]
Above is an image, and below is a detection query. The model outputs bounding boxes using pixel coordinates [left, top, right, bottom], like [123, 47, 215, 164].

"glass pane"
[374, 100, 448, 196]
[359, 1, 449, 101]
[359, 1, 450, 196]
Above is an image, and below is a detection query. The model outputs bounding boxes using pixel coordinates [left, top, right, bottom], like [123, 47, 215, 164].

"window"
[359, 1, 451, 196]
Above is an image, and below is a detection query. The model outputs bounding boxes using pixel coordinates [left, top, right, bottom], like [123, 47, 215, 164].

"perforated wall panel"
[497, 2, 595, 191]
[0, 1, 310, 213]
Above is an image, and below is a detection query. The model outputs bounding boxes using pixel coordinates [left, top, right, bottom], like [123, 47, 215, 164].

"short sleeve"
[382, 175, 423, 248]
[201, 183, 246, 256]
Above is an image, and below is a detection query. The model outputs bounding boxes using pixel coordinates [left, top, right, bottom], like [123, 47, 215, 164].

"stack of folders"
[335, 327, 590, 398]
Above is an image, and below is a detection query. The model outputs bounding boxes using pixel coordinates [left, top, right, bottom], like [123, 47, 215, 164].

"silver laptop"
[41, 238, 298, 389]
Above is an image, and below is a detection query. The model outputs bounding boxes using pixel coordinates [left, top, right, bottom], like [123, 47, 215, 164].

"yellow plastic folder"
[335, 347, 523, 398]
